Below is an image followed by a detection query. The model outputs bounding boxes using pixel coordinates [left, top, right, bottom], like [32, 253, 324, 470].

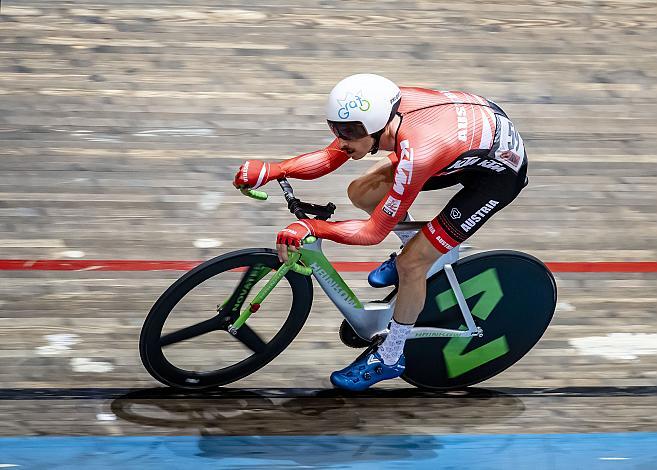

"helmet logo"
[336, 91, 371, 119]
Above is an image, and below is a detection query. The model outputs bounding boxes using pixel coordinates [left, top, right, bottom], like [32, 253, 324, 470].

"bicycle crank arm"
[228, 251, 311, 334]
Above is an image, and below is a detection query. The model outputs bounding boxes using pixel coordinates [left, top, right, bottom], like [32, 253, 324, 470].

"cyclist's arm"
[235, 140, 349, 189]
[303, 191, 421, 246]
[277, 139, 350, 180]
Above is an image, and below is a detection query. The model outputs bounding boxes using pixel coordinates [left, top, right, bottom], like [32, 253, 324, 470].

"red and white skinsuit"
[235, 87, 524, 254]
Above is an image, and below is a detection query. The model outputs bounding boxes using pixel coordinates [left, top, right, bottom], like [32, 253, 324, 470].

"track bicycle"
[140, 178, 557, 390]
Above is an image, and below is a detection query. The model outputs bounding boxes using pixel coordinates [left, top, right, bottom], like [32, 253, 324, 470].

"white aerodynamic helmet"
[326, 74, 401, 148]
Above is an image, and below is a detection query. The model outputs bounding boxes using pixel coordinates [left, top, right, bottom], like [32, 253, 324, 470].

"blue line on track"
[0, 433, 655, 469]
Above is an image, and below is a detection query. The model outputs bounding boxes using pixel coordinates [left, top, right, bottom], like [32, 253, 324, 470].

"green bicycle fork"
[227, 246, 314, 335]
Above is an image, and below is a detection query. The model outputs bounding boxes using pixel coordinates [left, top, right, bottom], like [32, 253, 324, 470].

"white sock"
[395, 212, 417, 246]
[378, 319, 414, 365]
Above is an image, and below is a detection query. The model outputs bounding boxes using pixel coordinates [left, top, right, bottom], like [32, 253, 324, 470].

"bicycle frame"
[228, 235, 484, 342]
[232, 181, 484, 342]
[299, 237, 483, 342]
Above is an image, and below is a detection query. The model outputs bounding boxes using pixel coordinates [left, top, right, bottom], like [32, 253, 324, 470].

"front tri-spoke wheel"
[139, 249, 313, 389]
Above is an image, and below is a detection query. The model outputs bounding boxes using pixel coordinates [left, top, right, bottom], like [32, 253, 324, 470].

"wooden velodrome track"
[0, 0, 656, 437]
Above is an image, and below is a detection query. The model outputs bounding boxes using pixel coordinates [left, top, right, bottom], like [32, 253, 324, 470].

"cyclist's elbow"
[357, 225, 387, 245]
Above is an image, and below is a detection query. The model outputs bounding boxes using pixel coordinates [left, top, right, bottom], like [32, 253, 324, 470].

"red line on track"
[0, 259, 656, 273]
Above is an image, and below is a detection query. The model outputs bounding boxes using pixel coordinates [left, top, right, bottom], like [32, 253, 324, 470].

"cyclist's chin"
[350, 151, 369, 160]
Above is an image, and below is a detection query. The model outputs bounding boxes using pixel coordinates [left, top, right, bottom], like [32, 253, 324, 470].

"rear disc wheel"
[402, 250, 556, 390]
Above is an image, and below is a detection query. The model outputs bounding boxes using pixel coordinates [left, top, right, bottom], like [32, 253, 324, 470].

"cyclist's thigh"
[421, 149, 488, 191]
[422, 171, 472, 191]
[423, 162, 527, 251]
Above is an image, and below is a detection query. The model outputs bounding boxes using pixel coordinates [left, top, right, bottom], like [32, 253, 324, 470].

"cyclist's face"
[338, 135, 373, 160]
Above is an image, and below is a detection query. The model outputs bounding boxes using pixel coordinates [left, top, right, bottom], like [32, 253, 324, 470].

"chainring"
[339, 320, 373, 348]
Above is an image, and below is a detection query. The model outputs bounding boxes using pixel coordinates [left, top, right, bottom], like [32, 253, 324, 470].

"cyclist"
[234, 74, 528, 391]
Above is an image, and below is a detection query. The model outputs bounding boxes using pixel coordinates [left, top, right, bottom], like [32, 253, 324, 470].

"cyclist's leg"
[347, 153, 395, 214]
[392, 230, 445, 324]
[348, 153, 418, 257]
[365, 159, 470, 288]
[347, 153, 467, 213]
[381, 162, 528, 363]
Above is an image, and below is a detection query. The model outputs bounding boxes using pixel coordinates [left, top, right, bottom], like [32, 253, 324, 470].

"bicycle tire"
[402, 250, 557, 390]
[139, 248, 313, 389]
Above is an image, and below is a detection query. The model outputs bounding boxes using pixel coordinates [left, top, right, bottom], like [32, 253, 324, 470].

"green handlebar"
[241, 188, 268, 200]
[287, 253, 313, 276]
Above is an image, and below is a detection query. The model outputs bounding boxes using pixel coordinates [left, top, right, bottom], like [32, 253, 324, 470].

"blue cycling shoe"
[367, 252, 399, 288]
[330, 349, 405, 392]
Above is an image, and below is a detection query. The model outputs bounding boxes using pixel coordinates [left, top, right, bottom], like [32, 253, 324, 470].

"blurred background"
[1, 0, 656, 467]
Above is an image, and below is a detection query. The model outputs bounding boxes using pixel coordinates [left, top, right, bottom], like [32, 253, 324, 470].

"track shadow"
[1, 385, 653, 400]
[107, 387, 526, 466]
[110, 386, 525, 435]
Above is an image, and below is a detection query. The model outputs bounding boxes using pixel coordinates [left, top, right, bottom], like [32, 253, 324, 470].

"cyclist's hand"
[276, 222, 311, 262]
[233, 160, 277, 190]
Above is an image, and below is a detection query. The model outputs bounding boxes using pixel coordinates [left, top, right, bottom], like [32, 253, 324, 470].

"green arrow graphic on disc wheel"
[435, 268, 509, 378]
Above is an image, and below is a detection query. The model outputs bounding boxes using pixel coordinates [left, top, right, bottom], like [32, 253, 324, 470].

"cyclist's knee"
[347, 177, 375, 213]
[396, 249, 432, 280]
[347, 178, 363, 206]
